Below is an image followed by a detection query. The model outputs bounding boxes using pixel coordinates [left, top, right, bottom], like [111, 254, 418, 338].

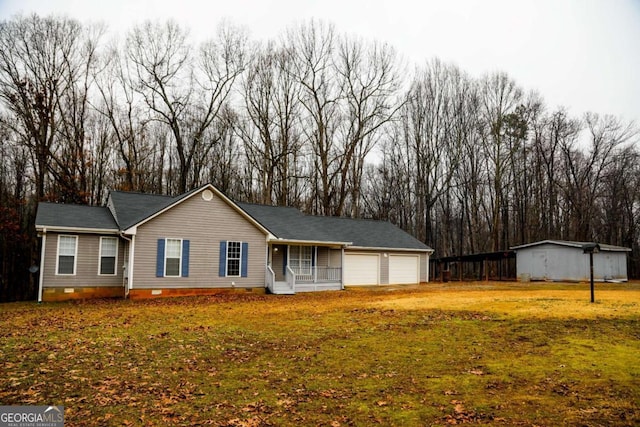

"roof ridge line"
[110, 190, 174, 197]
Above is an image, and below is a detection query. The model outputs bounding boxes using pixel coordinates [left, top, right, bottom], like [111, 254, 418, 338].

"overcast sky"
[1, 0, 639, 125]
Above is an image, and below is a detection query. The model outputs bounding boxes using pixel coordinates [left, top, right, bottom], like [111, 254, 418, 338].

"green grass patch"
[1, 283, 639, 426]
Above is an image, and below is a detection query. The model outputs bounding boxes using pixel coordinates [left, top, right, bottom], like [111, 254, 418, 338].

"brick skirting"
[42, 286, 124, 301]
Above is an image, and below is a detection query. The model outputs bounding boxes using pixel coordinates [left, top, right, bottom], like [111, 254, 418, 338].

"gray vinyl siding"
[318, 248, 342, 268]
[420, 253, 430, 282]
[329, 249, 341, 267]
[132, 191, 267, 289]
[380, 252, 390, 285]
[317, 247, 329, 266]
[42, 232, 125, 287]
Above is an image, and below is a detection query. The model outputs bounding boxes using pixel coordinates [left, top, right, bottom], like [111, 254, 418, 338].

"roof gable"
[114, 185, 271, 235]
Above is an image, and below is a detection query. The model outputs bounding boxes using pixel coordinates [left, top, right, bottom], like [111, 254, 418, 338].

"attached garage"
[389, 254, 419, 284]
[243, 201, 434, 291]
[344, 251, 428, 287]
[344, 253, 380, 285]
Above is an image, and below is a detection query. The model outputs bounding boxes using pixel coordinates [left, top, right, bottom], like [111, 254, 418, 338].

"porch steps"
[271, 281, 295, 295]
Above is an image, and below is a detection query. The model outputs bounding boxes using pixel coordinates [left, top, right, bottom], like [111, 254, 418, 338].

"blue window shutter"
[219, 241, 227, 277]
[241, 242, 248, 277]
[312, 246, 316, 267]
[182, 240, 190, 277]
[156, 239, 165, 277]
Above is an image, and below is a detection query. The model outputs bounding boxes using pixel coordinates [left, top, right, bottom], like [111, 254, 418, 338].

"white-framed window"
[290, 245, 312, 275]
[57, 235, 78, 275]
[226, 241, 241, 277]
[165, 238, 182, 277]
[99, 237, 118, 275]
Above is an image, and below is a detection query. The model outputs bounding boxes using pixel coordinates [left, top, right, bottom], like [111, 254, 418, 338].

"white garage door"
[344, 253, 379, 285]
[389, 255, 419, 284]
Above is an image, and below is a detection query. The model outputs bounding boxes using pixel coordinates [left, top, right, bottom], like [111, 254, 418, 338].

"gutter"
[268, 238, 352, 248]
[35, 225, 120, 234]
[347, 245, 433, 253]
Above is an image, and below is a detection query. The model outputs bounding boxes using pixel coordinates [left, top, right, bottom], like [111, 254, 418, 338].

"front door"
[271, 245, 287, 281]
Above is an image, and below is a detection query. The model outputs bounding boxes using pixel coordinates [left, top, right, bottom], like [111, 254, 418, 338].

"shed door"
[344, 253, 379, 285]
[531, 250, 548, 280]
[389, 254, 420, 284]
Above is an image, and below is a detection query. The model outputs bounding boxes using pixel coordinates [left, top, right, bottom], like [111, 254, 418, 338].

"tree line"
[1, 14, 638, 300]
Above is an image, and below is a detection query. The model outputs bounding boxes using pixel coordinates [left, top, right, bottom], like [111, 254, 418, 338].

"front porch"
[266, 244, 343, 294]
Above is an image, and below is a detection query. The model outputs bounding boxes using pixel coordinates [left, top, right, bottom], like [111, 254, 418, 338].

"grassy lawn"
[1, 282, 639, 426]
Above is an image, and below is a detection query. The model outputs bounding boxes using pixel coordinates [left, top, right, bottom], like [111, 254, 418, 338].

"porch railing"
[289, 266, 342, 283]
[286, 266, 296, 291]
[265, 265, 275, 293]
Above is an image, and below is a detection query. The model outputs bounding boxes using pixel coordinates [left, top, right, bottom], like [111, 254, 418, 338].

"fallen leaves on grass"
[1, 284, 639, 426]
[443, 400, 506, 424]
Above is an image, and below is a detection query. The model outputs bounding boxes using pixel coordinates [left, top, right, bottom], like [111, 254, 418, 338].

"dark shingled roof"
[35, 203, 119, 230]
[237, 203, 339, 242]
[318, 216, 431, 250]
[237, 202, 431, 251]
[108, 191, 176, 229]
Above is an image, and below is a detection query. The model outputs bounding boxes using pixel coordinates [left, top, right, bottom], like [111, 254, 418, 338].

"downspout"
[120, 233, 134, 298]
[37, 229, 46, 303]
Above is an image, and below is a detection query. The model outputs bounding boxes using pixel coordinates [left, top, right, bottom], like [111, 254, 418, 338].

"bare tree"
[335, 36, 402, 217]
[51, 22, 105, 203]
[478, 72, 523, 250]
[205, 105, 245, 199]
[288, 20, 342, 215]
[407, 60, 468, 247]
[528, 108, 577, 240]
[288, 21, 403, 216]
[0, 15, 101, 201]
[559, 113, 636, 240]
[127, 20, 247, 193]
[503, 93, 544, 245]
[93, 42, 156, 192]
[239, 41, 303, 205]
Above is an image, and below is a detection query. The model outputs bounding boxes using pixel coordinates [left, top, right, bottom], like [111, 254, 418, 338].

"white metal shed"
[511, 240, 631, 282]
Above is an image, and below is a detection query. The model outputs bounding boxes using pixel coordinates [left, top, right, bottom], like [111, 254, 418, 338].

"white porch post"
[340, 246, 345, 290]
[266, 242, 270, 289]
[314, 246, 317, 283]
[266, 242, 271, 266]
